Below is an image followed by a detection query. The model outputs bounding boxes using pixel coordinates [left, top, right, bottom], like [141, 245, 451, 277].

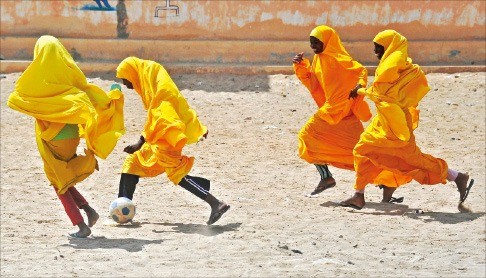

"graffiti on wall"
[81, 0, 115, 11]
[155, 0, 179, 17]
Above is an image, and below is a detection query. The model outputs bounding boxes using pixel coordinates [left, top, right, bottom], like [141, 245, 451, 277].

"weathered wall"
[1, 0, 485, 40]
[1, 0, 485, 73]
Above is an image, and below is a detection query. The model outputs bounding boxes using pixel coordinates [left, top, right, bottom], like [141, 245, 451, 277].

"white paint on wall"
[315, 12, 328, 25]
[15, 1, 32, 18]
[261, 12, 274, 21]
[1, 6, 13, 23]
[277, 10, 313, 26]
[456, 3, 485, 26]
[61, 3, 71, 18]
[423, 8, 454, 25]
[129, 1, 143, 23]
[231, 5, 260, 27]
[190, 4, 211, 27]
[306, 0, 316, 7]
[323, 3, 460, 26]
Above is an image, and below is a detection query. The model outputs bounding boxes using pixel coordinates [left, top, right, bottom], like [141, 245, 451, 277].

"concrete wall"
[1, 0, 485, 74]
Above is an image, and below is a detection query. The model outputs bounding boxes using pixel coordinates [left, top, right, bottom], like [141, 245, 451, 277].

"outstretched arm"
[292, 52, 313, 90]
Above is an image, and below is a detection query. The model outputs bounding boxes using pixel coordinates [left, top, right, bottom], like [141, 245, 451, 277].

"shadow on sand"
[320, 201, 485, 224]
[149, 222, 242, 236]
[87, 73, 272, 93]
[63, 236, 165, 252]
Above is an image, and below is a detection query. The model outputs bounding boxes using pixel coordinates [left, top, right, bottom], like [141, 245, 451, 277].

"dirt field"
[1, 71, 485, 277]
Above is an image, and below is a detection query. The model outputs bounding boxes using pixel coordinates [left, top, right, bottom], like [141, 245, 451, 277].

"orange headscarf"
[307, 25, 371, 124]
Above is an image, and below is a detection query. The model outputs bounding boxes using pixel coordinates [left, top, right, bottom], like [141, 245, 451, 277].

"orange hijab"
[309, 26, 371, 124]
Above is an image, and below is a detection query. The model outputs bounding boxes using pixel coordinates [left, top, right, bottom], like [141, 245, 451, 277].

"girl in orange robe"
[116, 57, 230, 225]
[341, 30, 474, 210]
[293, 25, 371, 195]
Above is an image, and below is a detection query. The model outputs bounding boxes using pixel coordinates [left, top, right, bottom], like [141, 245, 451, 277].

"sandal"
[388, 196, 404, 203]
[310, 177, 336, 196]
[460, 178, 474, 203]
[207, 203, 230, 225]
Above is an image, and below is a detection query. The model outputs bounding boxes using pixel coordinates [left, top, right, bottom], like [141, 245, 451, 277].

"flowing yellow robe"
[353, 30, 448, 190]
[293, 25, 372, 170]
[116, 57, 207, 184]
[7, 35, 125, 194]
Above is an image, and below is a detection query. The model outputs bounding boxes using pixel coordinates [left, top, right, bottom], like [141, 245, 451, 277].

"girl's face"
[122, 78, 133, 89]
[374, 42, 385, 60]
[310, 36, 324, 54]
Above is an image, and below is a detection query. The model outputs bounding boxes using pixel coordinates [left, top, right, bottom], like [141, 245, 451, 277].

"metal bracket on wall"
[154, 0, 179, 17]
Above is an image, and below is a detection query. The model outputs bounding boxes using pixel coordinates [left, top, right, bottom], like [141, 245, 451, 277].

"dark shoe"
[207, 203, 230, 225]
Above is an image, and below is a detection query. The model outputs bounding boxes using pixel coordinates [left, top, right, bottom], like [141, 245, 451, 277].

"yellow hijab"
[309, 25, 371, 124]
[364, 30, 429, 143]
[116, 57, 207, 146]
[373, 30, 409, 83]
[7, 35, 125, 159]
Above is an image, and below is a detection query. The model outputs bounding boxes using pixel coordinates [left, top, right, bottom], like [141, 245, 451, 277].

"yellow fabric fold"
[7, 35, 125, 193]
[8, 35, 125, 159]
[116, 57, 206, 184]
[37, 127, 97, 194]
[353, 30, 448, 190]
[294, 25, 371, 170]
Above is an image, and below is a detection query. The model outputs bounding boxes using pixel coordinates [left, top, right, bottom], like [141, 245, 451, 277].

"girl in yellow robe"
[293, 25, 372, 195]
[115, 57, 230, 225]
[341, 30, 474, 210]
[7, 35, 125, 237]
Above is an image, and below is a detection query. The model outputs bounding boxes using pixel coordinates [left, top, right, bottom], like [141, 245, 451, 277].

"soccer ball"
[109, 197, 135, 224]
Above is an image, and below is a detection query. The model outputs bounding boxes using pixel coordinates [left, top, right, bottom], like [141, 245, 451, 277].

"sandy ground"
[1, 71, 485, 277]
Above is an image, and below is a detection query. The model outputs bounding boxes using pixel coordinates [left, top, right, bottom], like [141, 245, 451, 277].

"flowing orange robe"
[353, 30, 448, 190]
[116, 57, 207, 184]
[7, 35, 125, 194]
[293, 26, 372, 170]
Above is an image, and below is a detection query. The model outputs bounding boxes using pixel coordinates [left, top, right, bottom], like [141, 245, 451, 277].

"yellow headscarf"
[372, 29, 409, 83]
[362, 30, 429, 143]
[308, 25, 371, 124]
[116, 57, 207, 147]
[7, 35, 125, 159]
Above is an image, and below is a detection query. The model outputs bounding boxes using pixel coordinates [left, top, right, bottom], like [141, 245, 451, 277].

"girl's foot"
[70, 222, 91, 238]
[310, 177, 336, 196]
[207, 202, 230, 225]
[82, 205, 99, 227]
[455, 173, 474, 203]
[340, 193, 365, 210]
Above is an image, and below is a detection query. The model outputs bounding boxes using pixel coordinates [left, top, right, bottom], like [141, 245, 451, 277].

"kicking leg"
[118, 173, 139, 200]
[178, 175, 230, 225]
